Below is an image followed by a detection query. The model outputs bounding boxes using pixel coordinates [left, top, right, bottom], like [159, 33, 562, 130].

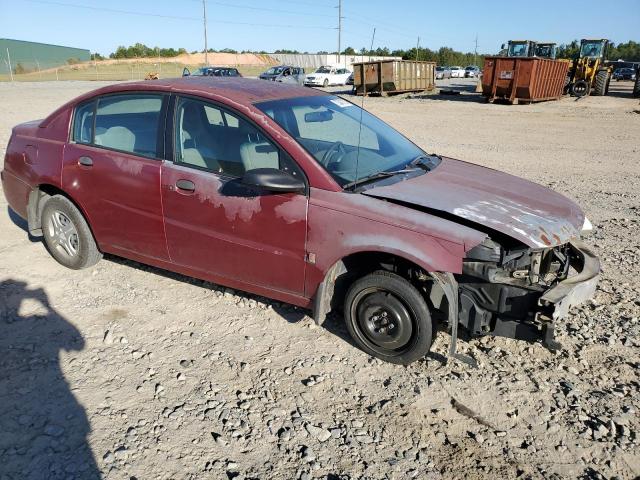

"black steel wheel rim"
[572, 80, 589, 97]
[351, 287, 416, 354]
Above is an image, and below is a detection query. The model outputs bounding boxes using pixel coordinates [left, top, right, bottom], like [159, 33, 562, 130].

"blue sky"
[1, 0, 638, 56]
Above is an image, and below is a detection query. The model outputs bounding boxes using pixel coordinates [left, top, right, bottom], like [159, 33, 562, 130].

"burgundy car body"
[2, 77, 599, 360]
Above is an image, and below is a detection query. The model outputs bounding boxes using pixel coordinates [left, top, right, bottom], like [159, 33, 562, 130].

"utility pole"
[203, 0, 209, 65]
[474, 34, 478, 66]
[337, 0, 342, 66]
[416, 37, 420, 61]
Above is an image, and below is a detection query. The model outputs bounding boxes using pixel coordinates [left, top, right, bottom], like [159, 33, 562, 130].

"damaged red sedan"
[1, 78, 600, 365]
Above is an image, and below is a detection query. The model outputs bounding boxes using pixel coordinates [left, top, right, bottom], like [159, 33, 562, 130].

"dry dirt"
[1, 79, 639, 480]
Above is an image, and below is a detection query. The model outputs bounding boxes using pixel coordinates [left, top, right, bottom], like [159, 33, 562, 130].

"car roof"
[41, 77, 327, 126]
[94, 77, 325, 104]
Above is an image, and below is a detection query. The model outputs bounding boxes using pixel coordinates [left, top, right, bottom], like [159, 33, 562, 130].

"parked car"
[435, 66, 451, 79]
[613, 67, 636, 81]
[259, 65, 303, 82]
[183, 66, 242, 77]
[2, 77, 600, 365]
[304, 66, 352, 87]
[449, 66, 466, 78]
[346, 73, 354, 85]
[464, 66, 481, 78]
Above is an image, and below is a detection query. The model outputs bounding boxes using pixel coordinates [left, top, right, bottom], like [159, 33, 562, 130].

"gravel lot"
[1, 79, 639, 480]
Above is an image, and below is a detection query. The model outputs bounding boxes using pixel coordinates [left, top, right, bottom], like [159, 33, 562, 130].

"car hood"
[362, 158, 584, 248]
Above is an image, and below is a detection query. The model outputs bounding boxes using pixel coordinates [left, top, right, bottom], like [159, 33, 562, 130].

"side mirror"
[501, 43, 506, 50]
[182, 67, 191, 77]
[241, 168, 305, 193]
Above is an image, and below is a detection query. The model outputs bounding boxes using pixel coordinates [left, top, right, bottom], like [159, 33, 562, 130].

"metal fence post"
[7, 48, 14, 82]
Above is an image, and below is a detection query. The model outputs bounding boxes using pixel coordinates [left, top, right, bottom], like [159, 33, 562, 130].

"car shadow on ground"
[7, 206, 448, 365]
[0, 279, 100, 479]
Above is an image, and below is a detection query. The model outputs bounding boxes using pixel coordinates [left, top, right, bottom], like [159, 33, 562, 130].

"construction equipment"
[566, 39, 612, 97]
[501, 40, 557, 59]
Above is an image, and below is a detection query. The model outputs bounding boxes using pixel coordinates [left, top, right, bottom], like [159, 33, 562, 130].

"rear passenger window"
[93, 94, 164, 158]
[73, 101, 95, 144]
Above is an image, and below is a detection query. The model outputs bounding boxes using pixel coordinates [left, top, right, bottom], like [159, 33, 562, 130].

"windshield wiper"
[343, 154, 441, 191]
[407, 153, 441, 170]
[343, 168, 420, 190]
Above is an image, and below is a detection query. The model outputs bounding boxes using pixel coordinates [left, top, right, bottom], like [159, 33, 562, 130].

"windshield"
[508, 43, 528, 57]
[580, 41, 604, 58]
[193, 67, 212, 76]
[436, 67, 444, 71]
[265, 67, 284, 75]
[256, 95, 425, 187]
[315, 67, 332, 73]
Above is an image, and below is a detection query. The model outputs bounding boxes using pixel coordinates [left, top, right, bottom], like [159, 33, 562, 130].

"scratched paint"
[452, 198, 579, 248]
[211, 195, 262, 223]
[274, 196, 306, 224]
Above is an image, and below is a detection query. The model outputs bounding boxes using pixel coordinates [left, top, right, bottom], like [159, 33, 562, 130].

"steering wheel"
[321, 141, 347, 167]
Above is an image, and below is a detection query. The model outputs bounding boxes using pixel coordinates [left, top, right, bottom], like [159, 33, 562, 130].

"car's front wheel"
[42, 195, 102, 270]
[344, 270, 433, 365]
[323, 78, 329, 88]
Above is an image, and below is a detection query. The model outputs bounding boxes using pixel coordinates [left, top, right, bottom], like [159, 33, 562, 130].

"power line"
[343, 9, 419, 40]
[185, 0, 336, 18]
[24, 0, 336, 29]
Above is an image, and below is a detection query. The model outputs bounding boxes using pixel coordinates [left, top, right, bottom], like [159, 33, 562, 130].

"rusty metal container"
[482, 56, 570, 104]
[353, 60, 435, 96]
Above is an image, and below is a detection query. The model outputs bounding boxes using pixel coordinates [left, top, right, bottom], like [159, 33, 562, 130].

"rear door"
[160, 96, 308, 295]
[62, 93, 169, 261]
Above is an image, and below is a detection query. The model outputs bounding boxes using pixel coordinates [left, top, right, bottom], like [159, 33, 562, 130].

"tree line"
[94, 40, 640, 64]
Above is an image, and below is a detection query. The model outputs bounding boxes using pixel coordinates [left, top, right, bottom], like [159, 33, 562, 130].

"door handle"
[78, 156, 93, 167]
[175, 179, 196, 192]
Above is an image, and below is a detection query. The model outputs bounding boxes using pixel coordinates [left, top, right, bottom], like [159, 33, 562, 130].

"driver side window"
[174, 97, 303, 180]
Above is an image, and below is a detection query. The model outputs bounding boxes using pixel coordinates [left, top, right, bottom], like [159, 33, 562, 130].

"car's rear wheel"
[42, 195, 102, 270]
[344, 270, 433, 365]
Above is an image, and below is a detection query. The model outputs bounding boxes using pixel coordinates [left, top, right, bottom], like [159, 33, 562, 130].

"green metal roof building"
[1, 38, 90, 74]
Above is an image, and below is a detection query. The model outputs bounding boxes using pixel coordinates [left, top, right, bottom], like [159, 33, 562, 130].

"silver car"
[436, 66, 451, 79]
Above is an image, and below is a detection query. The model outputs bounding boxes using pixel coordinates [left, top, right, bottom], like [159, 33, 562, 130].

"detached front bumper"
[538, 239, 600, 321]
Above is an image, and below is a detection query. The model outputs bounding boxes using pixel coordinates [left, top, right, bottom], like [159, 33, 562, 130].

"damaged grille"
[463, 238, 572, 290]
[456, 237, 574, 337]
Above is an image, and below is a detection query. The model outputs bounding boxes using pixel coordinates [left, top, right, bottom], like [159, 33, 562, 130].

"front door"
[160, 96, 308, 295]
[62, 93, 169, 261]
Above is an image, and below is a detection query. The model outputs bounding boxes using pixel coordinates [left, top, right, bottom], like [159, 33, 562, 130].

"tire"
[571, 79, 590, 97]
[323, 78, 329, 88]
[593, 70, 609, 96]
[633, 75, 640, 98]
[41, 195, 102, 270]
[344, 270, 433, 365]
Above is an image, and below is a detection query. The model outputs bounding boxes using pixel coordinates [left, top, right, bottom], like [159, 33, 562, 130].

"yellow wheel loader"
[567, 39, 613, 97]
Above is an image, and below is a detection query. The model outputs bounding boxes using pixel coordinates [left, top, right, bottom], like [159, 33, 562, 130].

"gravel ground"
[1, 79, 639, 480]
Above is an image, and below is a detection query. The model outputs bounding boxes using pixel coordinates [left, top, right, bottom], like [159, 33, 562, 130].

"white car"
[449, 66, 466, 78]
[304, 66, 352, 87]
